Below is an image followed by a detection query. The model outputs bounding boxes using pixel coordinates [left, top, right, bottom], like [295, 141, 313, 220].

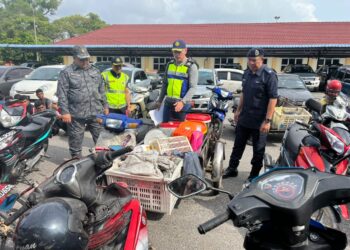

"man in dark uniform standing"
[57, 45, 109, 158]
[223, 48, 278, 181]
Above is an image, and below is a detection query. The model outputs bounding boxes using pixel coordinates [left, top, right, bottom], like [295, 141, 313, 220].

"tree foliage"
[0, 0, 107, 63]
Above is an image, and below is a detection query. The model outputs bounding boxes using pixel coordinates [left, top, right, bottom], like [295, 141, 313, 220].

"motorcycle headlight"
[325, 130, 345, 155]
[0, 109, 21, 128]
[0, 130, 16, 150]
[105, 118, 123, 129]
[258, 173, 304, 202]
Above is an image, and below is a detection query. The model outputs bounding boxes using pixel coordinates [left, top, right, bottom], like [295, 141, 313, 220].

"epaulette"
[263, 66, 276, 74]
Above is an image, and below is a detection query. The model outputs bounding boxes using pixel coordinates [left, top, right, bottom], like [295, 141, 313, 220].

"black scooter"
[0, 102, 56, 183]
[168, 168, 350, 249]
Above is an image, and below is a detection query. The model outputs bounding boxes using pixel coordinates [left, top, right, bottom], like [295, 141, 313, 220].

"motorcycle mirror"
[168, 174, 207, 198]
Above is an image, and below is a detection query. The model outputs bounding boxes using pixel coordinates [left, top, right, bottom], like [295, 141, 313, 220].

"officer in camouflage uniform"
[57, 45, 109, 158]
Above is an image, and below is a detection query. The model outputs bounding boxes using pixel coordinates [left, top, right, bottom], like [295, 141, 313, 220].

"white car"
[215, 68, 244, 93]
[10, 65, 66, 100]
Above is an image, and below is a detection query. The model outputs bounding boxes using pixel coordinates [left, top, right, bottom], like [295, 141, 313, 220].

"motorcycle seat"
[17, 117, 51, 139]
[284, 123, 309, 162]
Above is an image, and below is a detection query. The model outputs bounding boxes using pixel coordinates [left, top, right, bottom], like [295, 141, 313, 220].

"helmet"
[326, 80, 342, 98]
[14, 198, 88, 250]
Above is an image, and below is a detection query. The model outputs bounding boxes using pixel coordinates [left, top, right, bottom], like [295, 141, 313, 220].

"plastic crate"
[150, 136, 192, 156]
[105, 158, 182, 215]
[272, 107, 311, 131]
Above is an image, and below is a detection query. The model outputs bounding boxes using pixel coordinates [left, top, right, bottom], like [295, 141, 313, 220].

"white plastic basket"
[105, 159, 182, 215]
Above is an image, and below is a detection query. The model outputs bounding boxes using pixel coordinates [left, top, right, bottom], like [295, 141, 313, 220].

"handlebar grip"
[5, 203, 29, 225]
[198, 209, 231, 234]
[107, 146, 134, 161]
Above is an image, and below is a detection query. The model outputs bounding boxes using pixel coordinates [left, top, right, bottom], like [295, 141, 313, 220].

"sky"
[52, 0, 350, 24]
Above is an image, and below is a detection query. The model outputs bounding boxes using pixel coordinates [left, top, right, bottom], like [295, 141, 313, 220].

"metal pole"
[32, 3, 39, 61]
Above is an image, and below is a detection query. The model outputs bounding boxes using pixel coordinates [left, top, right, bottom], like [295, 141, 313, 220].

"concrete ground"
[8, 91, 350, 250]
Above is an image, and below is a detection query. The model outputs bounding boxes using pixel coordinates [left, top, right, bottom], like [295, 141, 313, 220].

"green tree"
[0, 0, 107, 64]
[51, 13, 107, 41]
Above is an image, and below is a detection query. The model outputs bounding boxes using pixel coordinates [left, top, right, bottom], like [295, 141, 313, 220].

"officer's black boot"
[223, 167, 238, 178]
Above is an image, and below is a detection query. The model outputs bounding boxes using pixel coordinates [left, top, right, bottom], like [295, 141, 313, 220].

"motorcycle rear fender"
[122, 199, 147, 250]
[211, 141, 224, 182]
[295, 146, 325, 172]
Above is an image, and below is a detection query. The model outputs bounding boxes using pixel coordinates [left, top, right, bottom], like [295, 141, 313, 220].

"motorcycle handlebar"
[106, 146, 133, 161]
[198, 209, 232, 234]
[5, 203, 30, 225]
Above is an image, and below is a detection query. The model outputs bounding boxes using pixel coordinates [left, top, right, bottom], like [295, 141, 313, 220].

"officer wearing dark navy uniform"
[223, 48, 278, 181]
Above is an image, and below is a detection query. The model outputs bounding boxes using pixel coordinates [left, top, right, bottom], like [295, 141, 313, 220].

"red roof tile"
[55, 22, 350, 46]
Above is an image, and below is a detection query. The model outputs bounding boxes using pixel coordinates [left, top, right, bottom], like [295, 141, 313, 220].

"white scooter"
[130, 86, 159, 119]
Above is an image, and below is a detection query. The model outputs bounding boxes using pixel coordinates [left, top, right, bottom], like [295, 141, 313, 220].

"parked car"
[331, 65, 350, 96]
[191, 69, 219, 111]
[282, 64, 320, 91]
[316, 64, 341, 91]
[93, 61, 112, 72]
[215, 68, 243, 93]
[20, 61, 44, 69]
[10, 65, 66, 100]
[0, 66, 33, 96]
[104, 67, 152, 91]
[232, 73, 312, 111]
[277, 73, 313, 106]
[146, 71, 163, 89]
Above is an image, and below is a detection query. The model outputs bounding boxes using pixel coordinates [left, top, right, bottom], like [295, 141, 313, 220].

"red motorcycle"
[0, 147, 149, 250]
[265, 111, 350, 224]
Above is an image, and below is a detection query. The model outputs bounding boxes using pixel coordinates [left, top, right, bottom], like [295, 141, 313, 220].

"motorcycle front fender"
[211, 141, 225, 182]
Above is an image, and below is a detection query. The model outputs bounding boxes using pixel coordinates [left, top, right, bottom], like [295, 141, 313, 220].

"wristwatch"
[265, 118, 272, 124]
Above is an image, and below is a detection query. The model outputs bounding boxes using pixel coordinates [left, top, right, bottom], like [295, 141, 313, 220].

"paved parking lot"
[15, 112, 285, 250]
[13, 91, 350, 250]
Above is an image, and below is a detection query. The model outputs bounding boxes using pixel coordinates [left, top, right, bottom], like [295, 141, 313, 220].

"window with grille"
[214, 57, 235, 68]
[124, 57, 141, 68]
[281, 58, 303, 71]
[153, 57, 172, 73]
[96, 56, 113, 62]
[317, 58, 340, 69]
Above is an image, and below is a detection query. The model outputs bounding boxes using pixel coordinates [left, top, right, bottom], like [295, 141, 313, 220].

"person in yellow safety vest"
[101, 57, 131, 115]
[156, 39, 198, 122]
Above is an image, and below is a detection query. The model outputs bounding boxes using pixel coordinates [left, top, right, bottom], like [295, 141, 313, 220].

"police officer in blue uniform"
[223, 48, 278, 181]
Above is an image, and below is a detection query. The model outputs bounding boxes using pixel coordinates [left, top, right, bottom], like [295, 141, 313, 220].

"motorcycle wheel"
[311, 207, 339, 230]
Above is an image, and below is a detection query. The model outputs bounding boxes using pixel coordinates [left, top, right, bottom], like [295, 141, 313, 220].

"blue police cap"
[172, 39, 187, 51]
[247, 48, 265, 57]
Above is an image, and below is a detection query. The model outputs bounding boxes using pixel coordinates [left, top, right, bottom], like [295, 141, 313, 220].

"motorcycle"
[129, 86, 159, 119]
[206, 86, 233, 139]
[264, 98, 350, 222]
[96, 113, 155, 146]
[168, 168, 350, 249]
[0, 147, 149, 250]
[0, 101, 56, 184]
